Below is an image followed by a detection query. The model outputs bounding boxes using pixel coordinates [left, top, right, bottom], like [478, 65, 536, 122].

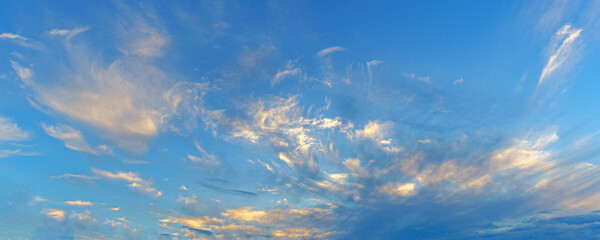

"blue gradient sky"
[2, 1, 600, 239]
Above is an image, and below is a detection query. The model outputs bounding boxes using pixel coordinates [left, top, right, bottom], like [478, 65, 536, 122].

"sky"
[1, 0, 600, 239]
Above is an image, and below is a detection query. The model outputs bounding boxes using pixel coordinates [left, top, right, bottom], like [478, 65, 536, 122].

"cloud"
[51, 173, 98, 184]
[273, 68, 302, 84]
[0, 33, 28, 40]
[367, 60, 384, 83]
[273, 60, 303, 84]
[538, 24, 583, 86]
[221, 206, 332, 224]
[42, 123, 110, 155]
[48, 27, 89, 40]
[160, 216, 223, 230]
[0, 116, 30, 141]
[65, 200, 94, 207]
[454, 78, 464, 84]
[272, 227, 327, 238]
[187, 141, 219, 165]
[355, 120, 393, 141]
[404, 72, 431, 83]
[377, 183, 417, 197]
[43, 209, 66, 222]
[10, 60, 34, 86]
[11, 7, 207, 153]
[92, 168, 162, 197]
[490, 132, 558, 172]
[317, 46, 346, 57]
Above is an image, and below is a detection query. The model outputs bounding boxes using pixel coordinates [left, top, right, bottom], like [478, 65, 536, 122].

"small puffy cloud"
[32, 196, 48, 203]
[42, 123, 109, 155]
[65, 200, 94, 207]
[538, 24, 583, 86]
[43, 209, 66, 222]
[404, 72, 431, 83]
[177, 194, 199, 206]
[454, 78, 464, 84]
[0, 116, 30, 141]
[355, 120, 393, 141]
[317, 46, 346, 57]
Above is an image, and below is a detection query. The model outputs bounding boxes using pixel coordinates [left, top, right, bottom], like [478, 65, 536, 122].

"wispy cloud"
[92, 168, 162, 197]
[273, 60, 303, 84]
[0, 116, 30, 141]
[538, 24, 583, 86]
[10, 60, 34, 86]
[0, 33, 28, 40]
[42, 123, 110, 155]
[187, 141, 219, 165]
[48, 27, 90, 40]
[367, 60, 384, 83]
[317, 46, 346, 57]
[404, 72, 431, 83]
[273, 68, 302, 84]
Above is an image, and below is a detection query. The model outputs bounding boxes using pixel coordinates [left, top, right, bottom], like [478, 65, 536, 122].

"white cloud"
[273, 60, 303, 84]
[187, 141, 219, 165]
[42, 123, 110, 155]
[0, 33, 27, 40]
[317, 46, 346, 57]
[454, 78, 464, 84]
[92, 168, 162, 197]
[43, 208, 66, 222]
[355, 120, 393, 141]
[538, 24, 583, 86]
[273, 68, 302, 84]
[48, 27, 89, 40]
[404, 72, 431, 83]
[13, 9, 204, 153]
[65, 200, 94, 207]
[0, 116, 30, 141]
[377, 183, 417, 197]
[10, 60, 33, 86]
[490, 133, 558, 172]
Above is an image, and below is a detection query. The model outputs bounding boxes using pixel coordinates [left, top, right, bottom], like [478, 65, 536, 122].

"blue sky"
[1, 0, 600, 239]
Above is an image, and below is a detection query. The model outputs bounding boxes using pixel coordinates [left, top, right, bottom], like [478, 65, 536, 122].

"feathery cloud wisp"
[538, 24, 583, 86]
[0, 116, 30, 141]
[42, 123, 108, 155]
[317, 46, 346, 57]
[0, 33, 28, 40]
